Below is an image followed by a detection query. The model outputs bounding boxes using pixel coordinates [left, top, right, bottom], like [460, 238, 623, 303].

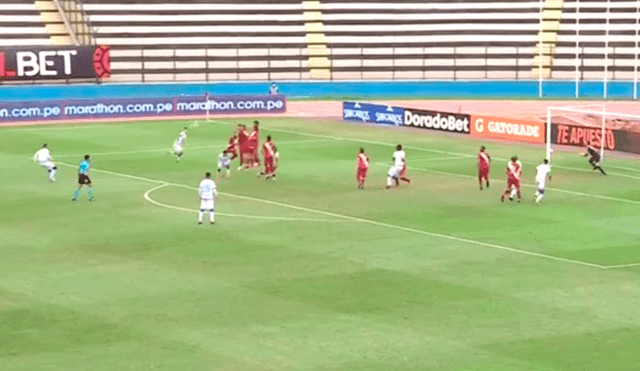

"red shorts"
[399, 165, 407, 177]
[264, 157, 275, 174]
[357, 167, 368, 180]
[507, 178, 520, 190]
[479, 167, 489, 179]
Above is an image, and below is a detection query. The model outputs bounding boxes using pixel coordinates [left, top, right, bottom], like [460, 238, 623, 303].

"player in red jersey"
[226, 134, 238, 160]
[259, 135, 278, 180]
[477, 145, 491, 190]
[501, 156, 522, 203]
[356, 148, 369, 190]
[248, 121, 260, 167]
[237, 124, 249, 169]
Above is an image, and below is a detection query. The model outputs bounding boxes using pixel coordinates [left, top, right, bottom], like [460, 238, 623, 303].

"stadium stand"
[321, 0, 542, 80]
[0, 0, 53, 46]
[6, 0, 637, 82]
[83, 0, 310, 82]
[553, 0, 639, 80]
[81, 0, 548, 81]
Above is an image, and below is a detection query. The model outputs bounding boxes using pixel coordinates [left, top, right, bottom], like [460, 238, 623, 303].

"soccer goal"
[546, 105, 640, 162]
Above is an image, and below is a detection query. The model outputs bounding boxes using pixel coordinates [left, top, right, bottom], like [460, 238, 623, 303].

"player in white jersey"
[198, 172, 217, 224]
[218, 150, 231, 178]
[393, 144, 411, 185]
[534, 159, 551, 204]
[173, 127, 188, 162]
[386, 165, 399, 189]
[33, 143, 57, 182]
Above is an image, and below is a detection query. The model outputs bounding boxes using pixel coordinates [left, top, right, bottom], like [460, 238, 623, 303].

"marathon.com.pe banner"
[0, 94, 286, 123]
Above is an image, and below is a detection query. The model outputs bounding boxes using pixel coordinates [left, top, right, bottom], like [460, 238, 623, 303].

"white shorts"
[388, 166, 399, 178]
[200, 199, 214, 210]
[39, 161, 55, 171]
[174, 144, 183, 153]
[536, 179, 546, 192]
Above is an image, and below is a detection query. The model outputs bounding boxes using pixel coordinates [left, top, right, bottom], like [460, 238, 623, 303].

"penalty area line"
[57, 162, 607, 270]
[601, 262, 640, 270]
[373, 162, 640, 206]
[411, 155, 472, 162]
[53, 138, 335, 159]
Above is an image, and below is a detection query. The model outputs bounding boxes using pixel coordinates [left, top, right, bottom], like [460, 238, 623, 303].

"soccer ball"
[549, 149, 554, 153]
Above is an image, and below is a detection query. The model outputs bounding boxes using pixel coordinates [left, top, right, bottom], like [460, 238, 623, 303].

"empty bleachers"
[83, 0, 548, 81]
[83, 0, 309, 81]
[321, 0, 542, 80]
[0, 0, 51, 46]
[554, 0, 639, 80]
[5, 0, 637, 83]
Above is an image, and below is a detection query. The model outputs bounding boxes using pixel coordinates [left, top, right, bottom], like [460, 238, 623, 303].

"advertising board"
[470, 114, 545, 144]
[0, 46, 110, 81]
[551, 124, 617, 151]
[403, 108, 470, 134]
[343, 102, 404, 126]
[0, 94, 286, 123]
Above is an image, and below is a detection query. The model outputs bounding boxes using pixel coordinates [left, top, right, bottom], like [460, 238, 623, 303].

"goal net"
[546, 105, 640, 161]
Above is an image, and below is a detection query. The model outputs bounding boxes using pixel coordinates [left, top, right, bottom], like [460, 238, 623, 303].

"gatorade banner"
[470, 114, 545, 144]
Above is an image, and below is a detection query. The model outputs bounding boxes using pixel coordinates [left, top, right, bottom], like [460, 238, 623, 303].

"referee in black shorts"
[72, 155, 95, 201]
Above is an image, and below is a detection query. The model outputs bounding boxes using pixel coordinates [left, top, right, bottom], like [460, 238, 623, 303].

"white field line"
[144, 183, 346, 222]
[1, 123, 125, 132]
[208, 120, 640, 181]
[56, 162, 608, 270]
[411, 155, 472, 162]
[548, 164, 640, 180]
[55, 144, 224, 158]
[52, 138, 335, 158]
[606, 164, 640, 173]
[373, 162, 640, 206]
[602, 262, 640, 269]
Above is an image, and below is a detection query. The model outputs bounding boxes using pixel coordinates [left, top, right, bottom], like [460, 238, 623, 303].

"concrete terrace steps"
[0, 1, 52, 46]
[59, 0, 640, 82]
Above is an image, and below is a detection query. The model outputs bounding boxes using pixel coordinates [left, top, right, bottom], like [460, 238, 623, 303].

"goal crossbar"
[546, 106, 640, 162]
[551, 107, 640, 120]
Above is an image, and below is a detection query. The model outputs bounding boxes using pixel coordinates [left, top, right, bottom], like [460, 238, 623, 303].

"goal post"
[546, 104, 640, 161]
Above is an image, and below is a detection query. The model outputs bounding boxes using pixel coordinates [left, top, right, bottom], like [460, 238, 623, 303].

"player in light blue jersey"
[72, 155, 94, 201]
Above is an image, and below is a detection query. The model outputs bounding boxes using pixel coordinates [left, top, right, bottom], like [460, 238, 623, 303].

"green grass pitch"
[1, 116, 640, 371]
